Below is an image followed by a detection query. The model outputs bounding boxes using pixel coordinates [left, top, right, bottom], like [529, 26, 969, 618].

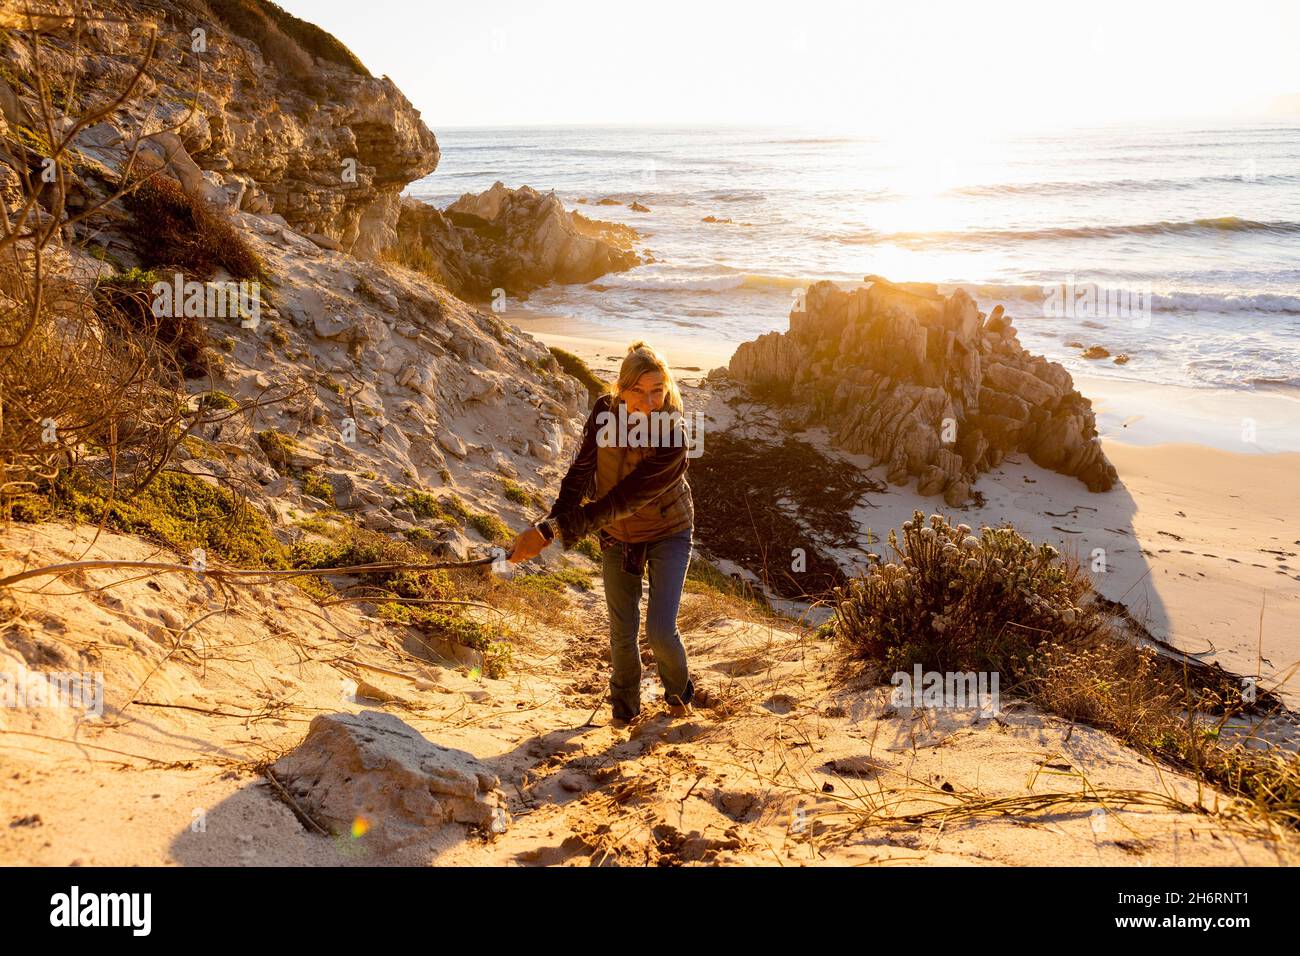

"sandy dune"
[1, 521, 1295, 866]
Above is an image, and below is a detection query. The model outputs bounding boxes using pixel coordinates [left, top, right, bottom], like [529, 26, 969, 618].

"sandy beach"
[504, 308, 740, 378]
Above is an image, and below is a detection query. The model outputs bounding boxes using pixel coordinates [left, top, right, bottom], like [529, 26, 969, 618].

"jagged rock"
[396, 361, 437, 398]
[1082, 345, 1111, 359]
[270, 710, 508, 848]
[323, 472, 358, 510]
[728, 277, 1118, 502]
[428, 529, 471, 561]
[145, 130, 224, 205]
[531, 421, 563, 463]
[288, 445, 328, 472]
[363, 509, 401, 532]
[463, 373, 502, 403]
[313, 314, 352, 339]
[438, 431, 467, 459]
[305, 232, 343, 251]
[394, 182, 640, 301]
[493, 451, 518, 478]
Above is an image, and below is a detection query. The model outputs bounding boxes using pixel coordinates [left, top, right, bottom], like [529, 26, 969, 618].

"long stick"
[0, 555, 500, 590]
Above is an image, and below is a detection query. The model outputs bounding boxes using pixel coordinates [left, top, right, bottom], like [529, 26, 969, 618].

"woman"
[508, 341, 696, 727]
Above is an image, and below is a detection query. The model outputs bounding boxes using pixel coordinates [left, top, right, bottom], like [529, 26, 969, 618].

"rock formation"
[271, 711, 509, 847]
[396, 181, 641, 301]
[727, 277, 1118, 505]
[14, 0, 440, 259]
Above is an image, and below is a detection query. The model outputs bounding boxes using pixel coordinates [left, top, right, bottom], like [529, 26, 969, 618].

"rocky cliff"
[0, 0, 600, 558]
[0, 0, 441, 258]
[727, 277, 1118, 505]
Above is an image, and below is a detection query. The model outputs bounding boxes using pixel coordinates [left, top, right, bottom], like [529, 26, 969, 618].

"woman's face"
[622, 370, 666, 417]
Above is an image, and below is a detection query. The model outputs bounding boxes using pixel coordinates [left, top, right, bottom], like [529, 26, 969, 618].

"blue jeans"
[601, 526, 695, 719]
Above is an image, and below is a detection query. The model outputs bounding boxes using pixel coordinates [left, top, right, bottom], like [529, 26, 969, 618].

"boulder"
[323, 472, 358, 510]
[313, 314, 352, 339]
[270, 710, 509, 848]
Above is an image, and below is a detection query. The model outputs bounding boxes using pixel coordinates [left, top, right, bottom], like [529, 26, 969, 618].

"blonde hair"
[607, 340, 683, 414]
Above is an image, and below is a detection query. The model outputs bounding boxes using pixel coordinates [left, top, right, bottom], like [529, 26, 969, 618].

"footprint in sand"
[714, 789, 761, 822]
[760, 693, 799, 715]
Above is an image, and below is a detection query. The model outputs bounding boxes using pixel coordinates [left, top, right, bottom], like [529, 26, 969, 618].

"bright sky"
[274, 0, 1300, 130]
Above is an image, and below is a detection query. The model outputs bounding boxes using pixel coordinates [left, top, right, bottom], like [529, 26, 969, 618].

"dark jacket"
[546, 393, 694, 550]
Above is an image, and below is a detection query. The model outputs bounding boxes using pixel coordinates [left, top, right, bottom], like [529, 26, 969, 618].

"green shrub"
[469, 511, 510, 543]
[290, 523, 511, 676]
[256, 429, 297, 471]
[403, 527, 434, 546]
[198, 390, 239, 411]
[548, 346, 607, 401]
[439, 494, 471, 522]
[831, 510, 1096, 677]
[573, 536, 601, 562]
[12, 470, 287, 568]
[500, 479, 542, 507]
[290, 523, 454, 603]
[830, 510, 1300, 832]
[401, 489, 447, 521]
[515, 568, 594, 593]
[302, 472, 335, 504]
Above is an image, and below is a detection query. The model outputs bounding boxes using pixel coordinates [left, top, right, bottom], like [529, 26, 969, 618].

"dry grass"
[831, 509, 1300, 833]
[94, 267, 212, 379]
[121, 157, 264, 281]
[680, 552, 797, 629]
[202, 0, 370, 85]
[0, 244, 189, 507]
[469, 571, 586, 642]
[548, 346, 608, 402]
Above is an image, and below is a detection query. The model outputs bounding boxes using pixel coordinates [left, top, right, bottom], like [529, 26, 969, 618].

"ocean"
[406, 122, 1300, 391]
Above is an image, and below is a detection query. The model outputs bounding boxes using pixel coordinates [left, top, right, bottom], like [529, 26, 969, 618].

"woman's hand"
[508, 525, 550, 563]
